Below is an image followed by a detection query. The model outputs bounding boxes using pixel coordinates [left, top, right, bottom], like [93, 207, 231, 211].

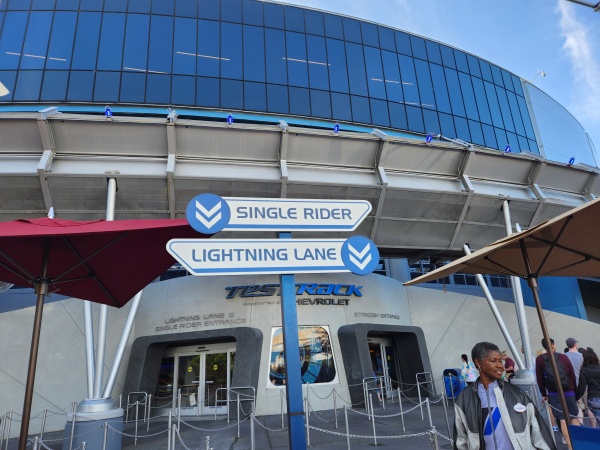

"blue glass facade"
[0, 0, 539, 154]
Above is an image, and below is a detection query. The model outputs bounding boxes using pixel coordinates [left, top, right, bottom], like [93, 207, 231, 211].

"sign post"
[174, 194, 379, 450]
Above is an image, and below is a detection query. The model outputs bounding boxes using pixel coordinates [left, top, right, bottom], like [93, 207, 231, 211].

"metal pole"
[334, 389, 338, 429]
[281, 389, 284, 430]
[103, 421, 108, 450]
[369, 394, 377, 447]
[379, 375, 385, 410]
[417, 376, 424, 420]
[398, 388, 405, 432]
[69, 412, 75, 450]
[1, 414, 5, 449]
[304, 397, 310, 447]
[442, 391, 451, 438]
[171, 424, 176, 450]
[425, 398, 433, 427]
[33, 437, 38, 450]
[147, 394, 151, 432]
[344, 406, 351, 450]
[430, 426, 439, 450]
[82, 442, 86, 450]
[250, 411, 255, 450]
[177, 388, 181, 431]
[18, 239, 50, 450]
[237, 393, 240, 439]
[83, 301, 95, 399]
[5, 411, 12, 450]
[134, 401, 139, 446]
[40, 408, 47, 440]
[167, 412, 172, 450]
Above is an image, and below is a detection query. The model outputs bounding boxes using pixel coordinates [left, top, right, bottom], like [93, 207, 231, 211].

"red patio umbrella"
[0, 217, 206, 448]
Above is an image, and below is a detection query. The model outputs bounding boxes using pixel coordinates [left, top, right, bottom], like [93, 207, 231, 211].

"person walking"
[576, 348, 600, 427]
[454, 342, 556, 449]
[564, 337, 584, 425]
[461, 354, 479, 386]
[501, 351, 516, 380]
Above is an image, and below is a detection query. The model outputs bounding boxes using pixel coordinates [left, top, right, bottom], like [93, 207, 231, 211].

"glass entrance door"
[368, 338, 397, 399]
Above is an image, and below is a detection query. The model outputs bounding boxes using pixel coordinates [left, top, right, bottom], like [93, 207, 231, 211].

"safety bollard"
[167, 412, 172, 450]
[304, 397, 310, 446]
[103, 421, 108, 450]
[40, 408, 47, 440]
[344, 406, 351, 450]
[237, 393, 240, 439]
[334, 389, 338, 429]
[135, 401, 139, 446]
[369, 394, 377, 447]
[430, 426, 440, 450]
[442, 391, 452, 438]
[398, 388, 405, 432]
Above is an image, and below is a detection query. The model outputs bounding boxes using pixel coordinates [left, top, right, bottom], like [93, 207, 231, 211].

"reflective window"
[221, 23, 242, 79]
[311, 89, 331, 118]
[323, 14, 343, 39]
[471, 77, 491, 125]
[72, 12, 101, 70]
[129, 0, 151, 14]
[484, 81, 503, 128]
[243, 25, 265, 82]
[8, 0, 32, 9]
[31, 0, 52, 8]
[172, 74, 195, 105]
[93, 71, 120, 102]
[14, 70, 42, 100]
[67, 70, 94, 100]
[410, 35, 427, 60]
[425, 41, 441, 65]
[440, 45, 455, 69]
[482, 123, 497, 148]
[221, 0, 242, 24]
[528, 139, 539, 154]
[361, 22, 378, 48]
[466, 54, 481, 78]
[378, 26, 395, 52]
[439, 112, 456, 139]
[123, 13, 150, 73]
[389, 101, 407, 130]
[46, 11, 77, 70]
[479, 60, 493, 82]
[518, 135, 529, 153]
[398, 55, 419, 106]
[423, 109, 440, 134]
[506, 91, 525, 136]
[346, 42, 367, 96]
[264, 3, 283, 28]
[175, 0, 197, 18]
[196, 76, 219, 106]
[381, 50, 402, 103]
[20, 11, 52, 69]
[120, 71, 146, 102]
[269, 326, 336, 386]
[468, 119, 485, 146]
[429, 63, 451, 114]
[149, 15, 173, 74]
[458, 72, 478, 121]
[501, 69, 514, 92]
[97, 13, 126, 71]
[495, 86, 514, 132]
[173, 17, 196, 75]
[286, 31, 308, 87]
[364, 46, 385, 99]
[305, 10, 324, 36]
[243, 0, 263, 26]
[289, 86, 310, 116]
[517, 95, 536, 139]
[147, 73, 170, 103]
[221, 79, 243, 108]
[406, 105, 424, 132]
[490, 64, 504, 87]
[494, 127, 508, 150]
[285, 6, 304, 32]
[105, 0, 126, 12]
[265, 29, 286, 84]
[0, 12, 28, 69]
[414, 59, 435, 109]
[444, 68, 465, 117]
[198, 0, 219, 20]
[454, 116, 470, 142]
[342, 17, 361, 43]
[511, 74, 524, 97]
[506, 131, 519, 152]
[152, 0, 174, 15]
[327, 38, 348, 93]
[351, 95, 370, 123]
[454, 50, 468, 73]
[267, 83, 288, 113]
[306, 35, 328, 90]
[331, 92, 351, 121]
[56, 0, 78, 10]
[40, 70, 67, 100]
[394, 31, 411, 56]
[244, 81, 266, 111]
[370, 98, 389, 126]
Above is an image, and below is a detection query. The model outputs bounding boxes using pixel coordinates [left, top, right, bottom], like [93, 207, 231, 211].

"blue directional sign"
[167, 237, 379, 276]
[185, 195, 371, 233]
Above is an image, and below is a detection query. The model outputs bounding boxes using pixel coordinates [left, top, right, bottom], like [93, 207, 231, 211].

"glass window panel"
[394, 31, 411, 56]
[468, 119, 484, 145]
[152, 0, 174, 15]
[331, 92, 351, 121]
[458, 72, 478, 121]
[414, 59, 435, 109]
[93, 71, 120, 102]
[511, 74, 524, 97]
[173, 17, 196, 75]
[425, 41, 442, 65]
[67, 70, 94, 100]
[398, 55, 419, 106]
[454, 50, 468, 73]
[479, 59, 493, 82]
[343, 18, 361, 43]
[120, 71, 145, 102]
[494, 127, 508, 150]
[389, 101, 407, 130]
[72, 12, 101, 70]
[97, 13, 126, 71]
[55, 0, 78, 10]
[306, 35, 328, 90]
[370, 98, 389, 127]
[265, 28, 286, 84]
[14, 70, 42, 100]
[284, 6, 304, 32]
[346, 42, 367, 96]
[481, 123, 497, 148]
[410, 36, 427, 60]
[440, 45, 455, 68]
[378, 27, 395, 52]
[146, 73, 170, 103]
[484, 81, 503, 128]
[506, 131, 519, 152]
[149, 15, 173, 74]
[506, 91, 525, 135]
[104, 0, 125, 12]
[381, 50, 402, 103]
[243, 25, 265, 82]
[438, 112, 456, 139]
[286, 31, 308, 87]
[221, 79, 243, 108]
[221, 23, 242, 79]
[244, 81, 266, 111]
[406, 105, 424, 132]
[196, 76, 219, 107]
[517, 95, 536, 139]
[518, 135, 529, 153]
[326, 38, 348, 93]
[46, 11, 77, 70]
[423, 109, 440, 134]
[222, 0, 242, 23]
[454, 116, 470, 142]
[443, 68, 465, 117]
[20, 12, 52, 69]
[501, 69, 514, 91]
[323, 14, 343, 39]
[364, 46, 385, 99]
[129, 0, 150, 13]
[123, 13, 150, 73]
[490, 64, 504, 87]
[172, 75, 195, 105]
[429, 63, 451, 114]
[199, 0, 219, 20]
[40, 70, 67, 100]
[304, 10, 324, 36]
[361, 22, 378, 48]
[267, 83, 288, 113]
[289, 86, 310, 116]
[264, 3, 283, 29]
[175, 0, 197, 18]
[466, 54, 481, 78]
[0, 12, 28, 70]
[9, 0, 32, 9]
[351, 95, 370, 123]
[471, 77, 491, 125]
[528, 139, 540, 155]
[310, 89, 331, 118]
[495, 86, 514, 132]
[197, 19, 219, 77]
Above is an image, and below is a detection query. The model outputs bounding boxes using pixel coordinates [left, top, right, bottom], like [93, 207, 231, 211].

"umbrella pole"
[18, 239, 51, 450]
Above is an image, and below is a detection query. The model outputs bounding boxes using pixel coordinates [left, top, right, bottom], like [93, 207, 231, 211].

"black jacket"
[577, 364, 600, 400]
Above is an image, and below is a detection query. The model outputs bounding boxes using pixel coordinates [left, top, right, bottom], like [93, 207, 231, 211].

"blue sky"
[284, 0, 600, 159]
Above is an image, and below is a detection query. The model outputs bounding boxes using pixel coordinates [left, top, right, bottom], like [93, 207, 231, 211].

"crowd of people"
[454, 337, 600, 449]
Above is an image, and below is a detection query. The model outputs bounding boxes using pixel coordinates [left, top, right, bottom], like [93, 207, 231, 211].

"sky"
[283, 0, 600, 159]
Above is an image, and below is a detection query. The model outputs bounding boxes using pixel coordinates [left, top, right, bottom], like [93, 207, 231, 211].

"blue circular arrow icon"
[185, 193, 231, 234]
[341, 236, 379, 276]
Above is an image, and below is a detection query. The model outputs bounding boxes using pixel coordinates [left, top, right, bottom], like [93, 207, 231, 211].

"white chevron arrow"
[196, 200, 221, 218]
[195, 200, 222, 229]
[348, 243, 372, 270]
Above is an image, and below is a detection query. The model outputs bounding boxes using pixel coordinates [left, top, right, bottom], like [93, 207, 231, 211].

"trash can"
[443, 368, 465, 399]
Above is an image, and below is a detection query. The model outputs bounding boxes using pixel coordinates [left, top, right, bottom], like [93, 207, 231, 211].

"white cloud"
[557, 1, 600, 125]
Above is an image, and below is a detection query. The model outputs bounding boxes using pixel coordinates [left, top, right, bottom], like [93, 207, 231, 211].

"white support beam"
[449, 174, 474, 249]
[529, 183, 546, 227]
[527, 160, 546, 185]
[280, 159, 288, 198]
[36, 150, 54, 213]
[370, 166, 388, 241]
[166, 154, 176, 219]
[279, 120, 289, 161]
[583, 172, 599, 201]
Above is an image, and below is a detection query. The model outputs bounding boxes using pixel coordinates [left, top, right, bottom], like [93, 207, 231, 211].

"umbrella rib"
[534, 215, 573, 275]
[0, 248, 36, 284]
[528, 235, 600, 264]
[479, 256, 520, 277]
[542, 257, 590, 277]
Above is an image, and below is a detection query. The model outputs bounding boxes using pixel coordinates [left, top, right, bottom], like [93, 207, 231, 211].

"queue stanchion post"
[167, 411, 172, 450]
[40, 408, 47, 440]
[369, 394, 377, 447]
[398, 388, 405, 432]
[102, 421, 108, 450]
[334, 389, 338, 429]
[344, 406, 351, 450]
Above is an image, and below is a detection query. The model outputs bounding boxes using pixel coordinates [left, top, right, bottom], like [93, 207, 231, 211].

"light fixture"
[426, 133, 433, 144]
[568, 157, 575, 166]
[333, 122, 340, 135]
[531, 69, 546, 83]
[104, 106, 112, 120]
[504, 144, 511, 153]
[227, 113, 233, 126]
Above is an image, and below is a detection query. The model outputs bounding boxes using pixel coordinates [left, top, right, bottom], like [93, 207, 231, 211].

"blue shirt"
[478, 381, 514, 450]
